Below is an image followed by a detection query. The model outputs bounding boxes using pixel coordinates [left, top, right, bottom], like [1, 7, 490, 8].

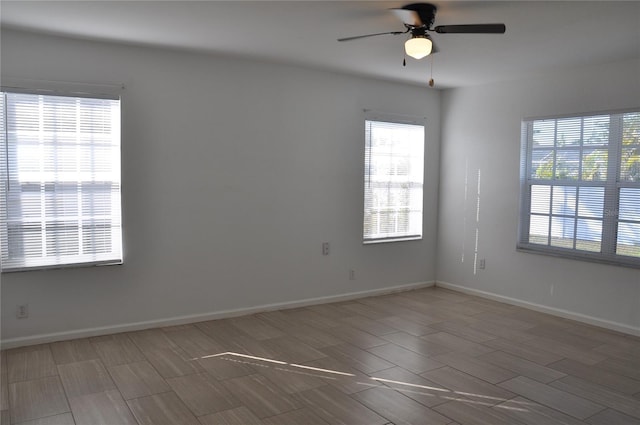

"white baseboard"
[436, 281, 640, 337]
[1, 281, 435, 349]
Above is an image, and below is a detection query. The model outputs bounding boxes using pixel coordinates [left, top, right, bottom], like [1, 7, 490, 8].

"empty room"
[1, 1, 639, 424]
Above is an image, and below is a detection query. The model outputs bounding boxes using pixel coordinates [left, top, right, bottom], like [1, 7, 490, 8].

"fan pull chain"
[403, 56, 406, 67]
[428, 55, 435, 87]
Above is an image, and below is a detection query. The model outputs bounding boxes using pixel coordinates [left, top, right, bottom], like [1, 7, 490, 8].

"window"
[518, 110, 640, 268]
[0, 91, 122, 271]
[364, 116, 424, 243]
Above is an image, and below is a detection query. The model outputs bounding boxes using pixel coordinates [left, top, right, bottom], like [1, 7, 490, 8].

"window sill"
[364, 236, 423, 245]
[1, 260, 123, 273]
[516, 244, 640, 269]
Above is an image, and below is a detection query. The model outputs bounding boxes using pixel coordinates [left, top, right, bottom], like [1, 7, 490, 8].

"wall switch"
[349, 269, 355, 280]
[16, 304, 28, 319]
[322, 242, 330, 256]
[479, 259, 486, 269]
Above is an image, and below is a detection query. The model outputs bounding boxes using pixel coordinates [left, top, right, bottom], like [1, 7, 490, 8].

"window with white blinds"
[364, 117, 424, 243]
[0, 91, 122, 271]
[518, 110, 640, 268]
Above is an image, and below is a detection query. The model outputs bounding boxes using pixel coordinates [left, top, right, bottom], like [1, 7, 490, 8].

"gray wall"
[437, 59, 640, 334]
[3, 28, 638, 345]
[0, 29, 441, 344]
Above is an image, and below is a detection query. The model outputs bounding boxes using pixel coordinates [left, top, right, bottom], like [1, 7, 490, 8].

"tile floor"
[2, 287, 640, 424]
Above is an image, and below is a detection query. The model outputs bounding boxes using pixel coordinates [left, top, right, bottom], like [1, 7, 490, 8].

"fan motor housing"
[403, 3, 437, 28]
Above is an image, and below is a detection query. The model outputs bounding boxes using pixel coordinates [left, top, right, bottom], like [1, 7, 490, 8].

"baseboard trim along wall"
[436, 281, 640, 337]
[1, 281, 435, 349]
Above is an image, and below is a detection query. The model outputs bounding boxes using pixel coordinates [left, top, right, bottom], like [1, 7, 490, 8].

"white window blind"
[364, 118, 424, 243]
[0, 91, 122, 271]
[518, 110, 640, 268]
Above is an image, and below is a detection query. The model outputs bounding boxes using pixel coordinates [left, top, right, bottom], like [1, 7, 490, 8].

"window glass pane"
[529, 215, 549, 245]
[11, 139, 41, 175]
[583, 115, 609, 146]
[79, 98, 114, 134]
[83, 220, 113, 254]
[620, 147, 640, 182]
[577, 187, 604, 218]
[623, 112, 640, 146]
[556, 118, 581, 147]
[551, 216, 574, 248]
[45, 222, 79, 256]
[552, 186, 576, 216]
[43, 144, 78, 174]
[42, 96, 77, 133]
[9, 94, 39, 131]
[617, 222, 640, 258]
[81, 183, 115, 216]
[576, 219, 602, 252]
[44, 183, 79, 218]
[555, 150, 580, 180]
[532, 120, 555, 147]
[8, 224, 42, 259]
[8, 186, 41, 218]
[530, 185, 550, 214]
[621, 113, 640, 182]
[619, 188, 640, 221]
[531, 150, 553, 179]
[581, 149, 607, 181]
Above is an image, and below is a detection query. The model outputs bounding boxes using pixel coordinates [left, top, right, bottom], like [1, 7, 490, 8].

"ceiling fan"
[338, 3, 506, 60]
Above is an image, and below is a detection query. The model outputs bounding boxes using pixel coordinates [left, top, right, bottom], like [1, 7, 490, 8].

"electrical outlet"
[349, 269, 355, 280]
[16, 304, 28, 319]
[479, 259, 486, 269]
[322, 242, 330, 256]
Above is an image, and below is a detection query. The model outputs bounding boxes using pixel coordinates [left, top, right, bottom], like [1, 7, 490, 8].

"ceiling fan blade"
[337, 30, 407, 42]
[434, 23, 506, 34]
[390, 8, 422, 26]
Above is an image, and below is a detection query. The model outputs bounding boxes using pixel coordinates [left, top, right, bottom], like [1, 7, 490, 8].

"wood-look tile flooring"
[2, 287, 640, 425]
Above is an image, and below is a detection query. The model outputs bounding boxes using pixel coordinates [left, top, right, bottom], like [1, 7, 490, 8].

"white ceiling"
[1, 1, 639, 89]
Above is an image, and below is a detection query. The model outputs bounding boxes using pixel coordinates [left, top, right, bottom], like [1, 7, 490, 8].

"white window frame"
[0, 89, 123, 272]
[363, 111, 425, 244]
[518, 109, 640, 269]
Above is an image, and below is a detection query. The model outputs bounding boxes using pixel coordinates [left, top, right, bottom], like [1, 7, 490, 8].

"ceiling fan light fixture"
[405, 35, 433, 59]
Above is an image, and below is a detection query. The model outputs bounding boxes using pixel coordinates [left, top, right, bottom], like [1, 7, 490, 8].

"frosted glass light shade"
[405, 37, 433, 59]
